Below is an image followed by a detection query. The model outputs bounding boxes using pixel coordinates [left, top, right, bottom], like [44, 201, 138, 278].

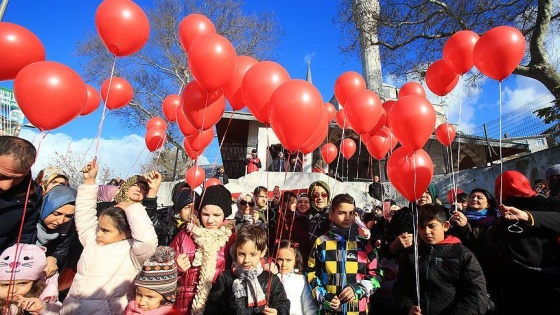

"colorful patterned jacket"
[307, 229, 383, 315]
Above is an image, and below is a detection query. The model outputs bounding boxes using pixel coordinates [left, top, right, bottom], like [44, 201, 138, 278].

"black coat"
[0, 173, 42, 252]
[146, 205, 180, 246]
[204, 269, 290, 315]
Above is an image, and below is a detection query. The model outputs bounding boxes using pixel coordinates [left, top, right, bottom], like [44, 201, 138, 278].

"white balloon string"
[499, 81, 503, 205]
[456, 75, 463, 192]
[334, 119, 347, 180]
[357, 135, 362, 179]
[93, 56, 117, 159]
[411, 153, 420, 305]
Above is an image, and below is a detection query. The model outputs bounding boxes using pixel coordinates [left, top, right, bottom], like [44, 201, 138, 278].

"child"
[204, 224, 290, 315]
[170, 185, 236, 314]
[124, 246, 182, 314]
[307, 193, 382, 315]
[276, 240, 317, 315]
[0, 243, 61, 314]
[392, 204, 488, 315]
[60, 161, 158, 314]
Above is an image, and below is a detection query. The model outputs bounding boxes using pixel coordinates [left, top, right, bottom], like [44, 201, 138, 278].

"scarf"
[234, 210, 254, 224]
[465, 209, 495, 227]
[124, 300, 173, 315]
[329, 222, 360, 240]
[232, 261, 267, 307]
[36, 221, 72, 246]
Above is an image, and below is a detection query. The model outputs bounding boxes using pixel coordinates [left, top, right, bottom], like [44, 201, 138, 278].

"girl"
[60, 161, 158, 314]
[0, 243, 61, 314]
[276, 240, 317, 315]
[124, 246, 182, 314]
[170, 185, 236, 314]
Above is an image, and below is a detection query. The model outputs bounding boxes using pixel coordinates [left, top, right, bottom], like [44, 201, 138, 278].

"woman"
[233, 192, 264, 232]
[38, 166, 69, 194]
[296, 192, 311, 215]
[307, 181, 331, 246]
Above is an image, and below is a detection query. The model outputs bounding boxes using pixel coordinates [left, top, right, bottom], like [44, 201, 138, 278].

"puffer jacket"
[169, 227, 235, 313]
[60, 184, 158, 315]
[204, 269, 290, 315]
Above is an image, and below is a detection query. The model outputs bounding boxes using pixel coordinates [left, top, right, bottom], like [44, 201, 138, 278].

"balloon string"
[334, 120, 347, 180]
[356, 136, 362, 179]
[456, 75, 463, 190]
[499, 81, 503, 205]
[124, 146, 147, 179]
[209, 111, 235, 173]
[411, 153, 420, 306]
[444, 97, 457, 204]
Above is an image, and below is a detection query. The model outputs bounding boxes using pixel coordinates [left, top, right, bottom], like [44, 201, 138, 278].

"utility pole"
[172, 146, 179, 181]
[0, 0, 9, 21]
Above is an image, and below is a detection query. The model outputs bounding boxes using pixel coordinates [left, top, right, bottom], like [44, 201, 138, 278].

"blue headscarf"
[40, 185, 77, 222]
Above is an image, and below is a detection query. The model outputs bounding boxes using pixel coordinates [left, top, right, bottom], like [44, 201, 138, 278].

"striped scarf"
[232, 262, 266, 307]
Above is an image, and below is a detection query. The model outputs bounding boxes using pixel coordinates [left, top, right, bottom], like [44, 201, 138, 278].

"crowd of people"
[1, 135, 559, 315]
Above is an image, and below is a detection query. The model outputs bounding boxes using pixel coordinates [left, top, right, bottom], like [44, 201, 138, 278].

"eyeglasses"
[312, 192, 328, 199]
[240, 200, 255, 207]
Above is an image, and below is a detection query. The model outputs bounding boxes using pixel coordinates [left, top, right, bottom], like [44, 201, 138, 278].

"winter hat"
[135, 246, 178, 304]
[386, 207, 414, 236]
[0, 244, 47, 281]
[40, 185, 77, 221]
[41, 166, 68, 188]
[308, 180, 331, 199]
[195, 185, 232, 218]
[113, 175, 148, 203]
[495, 170, 536, 201]
[427, 183, 439, 203]
[545, 164, 560, 179]
[97, 184, 119, 202]
[173, 188, 200, 212]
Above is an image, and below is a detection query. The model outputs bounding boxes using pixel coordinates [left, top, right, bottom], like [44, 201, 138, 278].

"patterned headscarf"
[113, 175, 148, 203]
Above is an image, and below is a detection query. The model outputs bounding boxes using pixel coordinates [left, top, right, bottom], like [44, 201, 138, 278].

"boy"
[307, 193, 383, 315]
[392, 204, 488, 315]
[204, 224, 290, 315]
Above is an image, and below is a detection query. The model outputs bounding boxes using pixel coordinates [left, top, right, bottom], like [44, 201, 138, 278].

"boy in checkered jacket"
[307, 193, 383, 315]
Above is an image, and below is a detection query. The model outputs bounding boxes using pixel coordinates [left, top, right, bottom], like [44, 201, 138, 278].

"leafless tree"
[337, 0, 560, 122]
[76, 0, 280, 165]
[49, 150, 114, 186]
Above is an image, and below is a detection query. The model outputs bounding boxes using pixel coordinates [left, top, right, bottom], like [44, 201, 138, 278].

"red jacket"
[246, 157, 261, 174]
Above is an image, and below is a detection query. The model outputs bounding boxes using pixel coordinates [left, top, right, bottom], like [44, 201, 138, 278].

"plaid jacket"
[307, 230, 383, 315]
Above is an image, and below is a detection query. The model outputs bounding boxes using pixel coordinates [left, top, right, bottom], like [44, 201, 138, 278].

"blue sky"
[1, 0, 557, 177]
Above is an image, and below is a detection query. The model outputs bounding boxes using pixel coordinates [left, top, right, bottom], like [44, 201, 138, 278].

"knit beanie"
[135, 246, 178, 304]
[195, 185, 232, 218]
[173, 188, 200, 212]
[386, 207, 414, 236]
[0, 244, 47, 281]
[41, 166, 68, 188]
[113, 175, 148, 203]
[40, 185, 77, 221]
[545, 164, 560, 179]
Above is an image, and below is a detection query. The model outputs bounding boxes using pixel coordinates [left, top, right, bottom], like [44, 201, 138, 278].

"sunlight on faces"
[179, 203, 197, 223]
[0, 280, 33, 299]
[468, 193, 488, 210]
[236, 240, 265, 271]
[135, 286, 165, 311]
[45, 176, 67, 193]
[311, 186, 328, 210]
[241, 195, 254, 214]
[283, 196, 297, 213]
[43, 204, 75, 230]
[276, 247, 296, 275]
[0, 155, 28, 194]
[255, 191, 268, 208]
[329, 202, 355, 229]
[200, 205, 225, 229]
[96, 215, 128, 245]
[128, 182, 148, 203]
[417, 190, 432, 206]
[296, 196, 310, 213]
[418, 219, 449, 245]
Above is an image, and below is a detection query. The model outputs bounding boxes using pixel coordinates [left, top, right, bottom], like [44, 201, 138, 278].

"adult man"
[269, 151, 287, 172]
[0, 136, 42, 252]
[246, 148, 261, 174]
[368, 175, 384, 201]
[213, 166, 229, 185]
[545, 163, 560, 199]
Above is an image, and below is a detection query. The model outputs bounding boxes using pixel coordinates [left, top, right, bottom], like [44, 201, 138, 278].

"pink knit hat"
[0, 244, 47, 281]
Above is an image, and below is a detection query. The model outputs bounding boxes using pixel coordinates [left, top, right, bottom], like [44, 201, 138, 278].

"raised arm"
[74, 161, 99, 246]
[121, 202, 158, 268]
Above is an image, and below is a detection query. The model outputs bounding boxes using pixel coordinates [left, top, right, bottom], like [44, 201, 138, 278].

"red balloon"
[242, 61, 290, 123]
[100, 76, 133, 110]
[146, 117, 167, 131]
[447, 187, 464, 204]
[178, 14, 216, 53]
[81, 85, 101, 116]
[0, 22, 46, 81]
[321, 143, 338, 164]
[474, 26, 525, 81]
[382, 100, 396, 128]
[95, 0, 150, 57]
[183, 137, 201, 159]
[162, 94, 180, 122]
[188, 33, 236, 92]
[269, 80, 324, 151]
[204, 177, 222, 188]
[185, 166, 206, 188]
[344, 89, 382, 134]
[495, 170, 536, 202]
[145, 127, 166, 152]
[185, 128, 214, 152]
[324, 102, 336, 122]
[435, 123, 456, 146]
[388, 95, 436, 150]
[335, 109, 350, 129]
[14, 61, 86, 131]
[367, 108, 386, 137]
[334, 71, 366, 106]
[177, 107, 197, 137]
[223, 55, 258, 111]
[340, 138, 356, 160]
[181, 80, 226, 131]
[426, 59, 460, 96]
[443, 30, 480, 75]
[366, 126, 391, 160]
[399, 82, 425, 99]
[387, 147, 434, 202]
[300, 109, 329, 154]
